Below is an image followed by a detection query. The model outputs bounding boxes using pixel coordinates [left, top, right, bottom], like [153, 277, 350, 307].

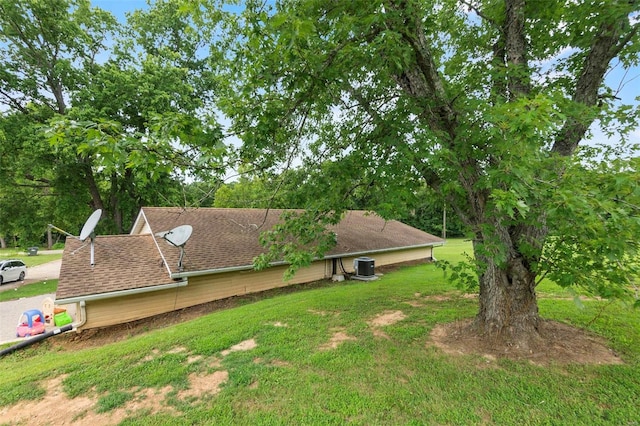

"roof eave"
[323, 241, 445, 261]
[170, 242, 444, 279]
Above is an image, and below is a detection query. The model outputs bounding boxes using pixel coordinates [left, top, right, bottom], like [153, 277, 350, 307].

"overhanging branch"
[552, 19, 638, 156]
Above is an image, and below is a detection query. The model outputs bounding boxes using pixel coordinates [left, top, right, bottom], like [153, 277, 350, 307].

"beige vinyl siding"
[80, 247, 433, 329]
[83, 287, 182, 329]
[138, 221, 152, 234]
[185, 261, 328, 302]
[81, 261, 329, 329]
[339, 247, 434, 273]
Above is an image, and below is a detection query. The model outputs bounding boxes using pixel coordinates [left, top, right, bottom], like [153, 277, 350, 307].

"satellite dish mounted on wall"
[155, 225, 192, 272]
[48, 209, 102, 267]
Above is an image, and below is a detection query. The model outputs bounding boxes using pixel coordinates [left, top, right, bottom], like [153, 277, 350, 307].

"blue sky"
[92, 0, 149, 20]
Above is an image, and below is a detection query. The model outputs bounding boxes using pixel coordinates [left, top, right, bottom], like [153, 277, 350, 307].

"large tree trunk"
[473, 243, 541, 350]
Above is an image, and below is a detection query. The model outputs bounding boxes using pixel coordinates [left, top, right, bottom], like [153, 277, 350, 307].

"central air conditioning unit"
[353, 257, 376, 280]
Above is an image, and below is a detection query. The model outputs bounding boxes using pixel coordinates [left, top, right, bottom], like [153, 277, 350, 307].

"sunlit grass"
[0, 280, 58, 302]
[0, 250, 62, 268]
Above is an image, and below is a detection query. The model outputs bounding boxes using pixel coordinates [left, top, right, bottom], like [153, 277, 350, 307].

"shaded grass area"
[0, 240, 638, 424]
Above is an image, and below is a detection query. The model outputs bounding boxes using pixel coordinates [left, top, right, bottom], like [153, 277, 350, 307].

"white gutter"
[321, 242, 445, 260]
[72, 300, 87, 330]
[56, 279, 188, 305]
[170, 242, 445, 279]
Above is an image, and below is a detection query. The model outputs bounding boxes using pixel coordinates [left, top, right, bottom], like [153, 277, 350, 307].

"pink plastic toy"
[16, 309, 46, 338]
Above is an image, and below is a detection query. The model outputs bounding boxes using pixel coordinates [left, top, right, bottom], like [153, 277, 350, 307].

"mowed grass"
[0, 280, 58, 302]
[0, 250, 62, 268]
[0, 240, 639, 425]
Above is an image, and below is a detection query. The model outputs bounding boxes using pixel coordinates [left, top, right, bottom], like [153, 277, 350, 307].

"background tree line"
[0, 0, 224, 247]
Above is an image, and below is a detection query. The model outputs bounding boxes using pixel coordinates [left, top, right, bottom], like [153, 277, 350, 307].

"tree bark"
[473, 240, 541, 349]
[47, 227, 53, 249]
[504, 0, 530, 98]
[82, 158, 104, 213]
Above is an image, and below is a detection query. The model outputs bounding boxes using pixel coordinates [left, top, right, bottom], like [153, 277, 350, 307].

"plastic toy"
[16, 309, 46, 338]
[54, 311, 73, 326]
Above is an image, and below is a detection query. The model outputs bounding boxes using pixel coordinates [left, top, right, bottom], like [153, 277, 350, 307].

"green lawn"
[0, 239, 638, 425]
[0, 249, 62, 268]
[0, 280, 58, 302]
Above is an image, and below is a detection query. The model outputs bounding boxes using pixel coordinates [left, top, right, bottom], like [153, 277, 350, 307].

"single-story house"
[56, 208, 444, 330]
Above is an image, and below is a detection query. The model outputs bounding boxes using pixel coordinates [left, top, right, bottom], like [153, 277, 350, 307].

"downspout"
[73, 300, 87, 330]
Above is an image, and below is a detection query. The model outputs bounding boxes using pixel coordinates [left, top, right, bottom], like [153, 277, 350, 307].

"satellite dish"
[156, 225, 192, 247]
[79, 209, 102, 241]
[49, 209, 102, 267]
[155, 225, 193, 272]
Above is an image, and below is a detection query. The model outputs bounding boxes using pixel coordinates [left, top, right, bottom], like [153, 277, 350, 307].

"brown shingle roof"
[57, 208, 443, 301]
[56, 234, 174, 300]
[138, 208, 443, 274]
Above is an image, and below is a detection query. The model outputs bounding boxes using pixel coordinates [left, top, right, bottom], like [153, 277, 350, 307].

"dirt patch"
[0, 377, 178, 426]
[1, 339, 247, 425]
[1, 359, 229, 425]
[253, 357, 290, 367]
[167, 346, 188, 354]
[367, 310, 407, 339]
[371, 329, 390, 339]
[179, 371, 228, 399]
[319, 329, 357, 350]
[430, 319, 624, 366]
[0, 375, 94, 425]
[112, 386, 177, 418]
[187, 354, 203, 364]
[308, 309, 341, 317]
[221, 339, 257, 356]
[368, 310, 406, 327]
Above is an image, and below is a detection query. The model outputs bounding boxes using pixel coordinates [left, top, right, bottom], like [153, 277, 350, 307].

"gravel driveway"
[0, 256, 76, 345]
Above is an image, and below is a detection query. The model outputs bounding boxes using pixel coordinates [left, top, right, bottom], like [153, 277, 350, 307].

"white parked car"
[0, 259, 27, 285]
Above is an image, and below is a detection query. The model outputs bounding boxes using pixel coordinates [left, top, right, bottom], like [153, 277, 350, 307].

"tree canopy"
[0, 0, 227, 244]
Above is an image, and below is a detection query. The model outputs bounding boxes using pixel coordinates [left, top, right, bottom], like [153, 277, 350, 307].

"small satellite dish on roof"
[156, 225, 192, 247]
[79, 209, 102, 242]
[155, 225, 193, 272]
[49, 209, 102, 267]
[80, 209, 101, 266]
